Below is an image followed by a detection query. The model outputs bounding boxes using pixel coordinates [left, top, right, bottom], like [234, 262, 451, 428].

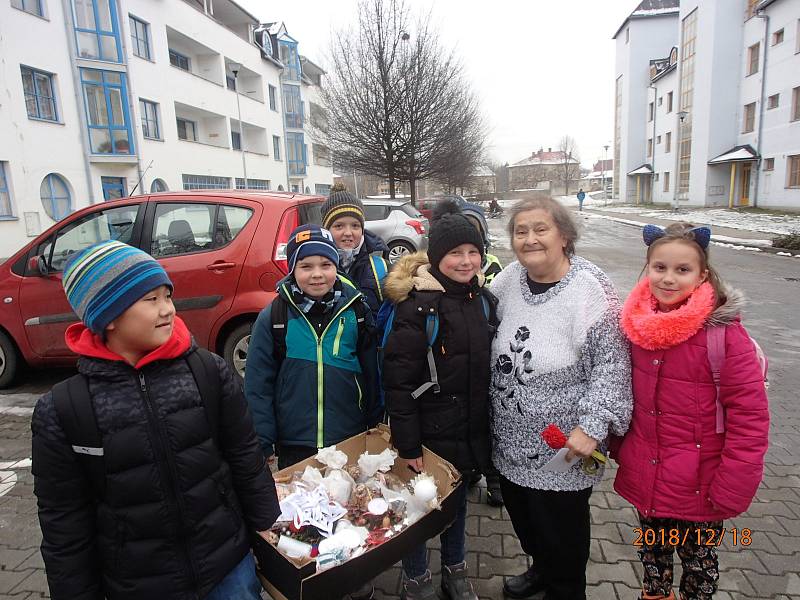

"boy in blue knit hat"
[31, 240, 280, 600]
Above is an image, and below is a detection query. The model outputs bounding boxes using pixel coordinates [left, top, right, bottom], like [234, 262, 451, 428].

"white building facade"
[0, 0, 332, 257]
[613, 0, 800, 210]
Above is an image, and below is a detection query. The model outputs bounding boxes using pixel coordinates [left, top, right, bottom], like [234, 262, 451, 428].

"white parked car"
[362, 199, 429, 264]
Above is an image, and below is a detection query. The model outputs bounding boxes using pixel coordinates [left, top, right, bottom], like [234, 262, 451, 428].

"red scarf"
[620, 278, 715, 351]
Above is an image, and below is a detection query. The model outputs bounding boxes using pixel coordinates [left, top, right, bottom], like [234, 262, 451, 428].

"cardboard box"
[253, 425, 463, 600]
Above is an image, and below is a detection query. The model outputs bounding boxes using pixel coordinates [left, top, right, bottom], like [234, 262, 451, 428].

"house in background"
[507, 148, 580, 194]
[0, 0, 333, 256]
[613, 0, 800, 209]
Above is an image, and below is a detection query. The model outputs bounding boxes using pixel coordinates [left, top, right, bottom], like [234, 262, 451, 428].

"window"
[150, 203, 253, 257]
[789, 155, 800, 188]
[139, 99, 159, 139]
[678, 9, 697, 197]
[658, 96, 663, 106]
[169, 49, 190, 71]
[313, 143, 331, 166]
[625, 28, 629, 44]
[315, 184, 331, 196]
[656, 135, 661, 145]
[11, 0, 43, 17]
[182, 174, 230, 190]
[151, 178, 168, 192]
[747, 43, 760, 76]
[772, 28, 784, 45]
[663, 172, 670, 192]
[654, 173, 659, 182]
[283, 84, 303, 128]
[80, 69, 133, 154]
[743, 102, 756, 133]
[42, 204, 139, 272]
[667, 91, 673, 113]
[72, 0, 122, 62]
[279, 40, 300, 81]
[129, 15, 150, 60]
[40, 173, 71, 221]
[793, 87, 800, 121]
[287, 132, 306, 175]
[101, 176, 126, 200]
[647, 138, 653, 157]
[21, 67, 58, 121]
[235, 178, 270, 190]
[0, 163, 12, 217]
[231, 129, 241, 150]
[176, 118, 197, 141]
[768, 94, 779, 110]
[648, 102, 654, 122]
[268, 84, 277, 111]
[764, 158, 774, 171]
[226, 75, 236, 91]
[273, 135, 281, 160]
[665, 131, 671, 153]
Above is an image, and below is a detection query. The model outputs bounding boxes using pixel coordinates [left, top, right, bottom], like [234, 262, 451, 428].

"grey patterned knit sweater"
[489, 256, 632, 491]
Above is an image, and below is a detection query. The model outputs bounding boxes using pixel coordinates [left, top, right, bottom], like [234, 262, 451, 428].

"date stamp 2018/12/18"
[632, 527, 752, 547]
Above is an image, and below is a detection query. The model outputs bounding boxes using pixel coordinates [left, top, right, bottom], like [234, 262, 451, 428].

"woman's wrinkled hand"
[565, 427, 598, 461]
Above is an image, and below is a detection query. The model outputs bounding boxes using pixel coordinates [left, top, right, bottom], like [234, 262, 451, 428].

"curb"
[579, 211, 799, 258]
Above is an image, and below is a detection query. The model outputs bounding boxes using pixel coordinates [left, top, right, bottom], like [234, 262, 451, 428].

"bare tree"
[557, 135, 581, 195]
[316, 0, 484, 202]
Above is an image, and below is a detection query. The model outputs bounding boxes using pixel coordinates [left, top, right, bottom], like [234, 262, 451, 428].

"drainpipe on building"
[649, 84, 657, 204]
[61, 0, 96, 204]
[753, 10, 770, 209]
[118, 7, 145, 196]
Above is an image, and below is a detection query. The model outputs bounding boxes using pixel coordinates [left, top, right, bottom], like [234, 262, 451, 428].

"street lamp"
[229, 62, 248, 188]
[672, 110, 689, 211]
[601, 144, 609, 202]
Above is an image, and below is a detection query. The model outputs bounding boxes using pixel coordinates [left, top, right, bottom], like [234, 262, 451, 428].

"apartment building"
[0, 0, 333, 256]
[613, 0, 800, 209]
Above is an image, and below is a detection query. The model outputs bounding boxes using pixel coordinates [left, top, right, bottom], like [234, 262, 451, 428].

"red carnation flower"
[541, 424, 568, 449]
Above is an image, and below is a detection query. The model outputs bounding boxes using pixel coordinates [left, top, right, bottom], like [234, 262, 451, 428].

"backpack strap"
[368, 254, 388, 303]
[270, 295, 289, 366]
[52, 374, 106, 498]
[705, 325, 726, 434]
[185, 348, 222, 450]
[411, 313, 441, 399]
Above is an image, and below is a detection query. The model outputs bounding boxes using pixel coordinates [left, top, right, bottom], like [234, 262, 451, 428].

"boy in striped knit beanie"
[31, 240, 279, 599]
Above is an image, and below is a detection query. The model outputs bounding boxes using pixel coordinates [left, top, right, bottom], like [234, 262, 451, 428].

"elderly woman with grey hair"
[488, 196, 632, 600]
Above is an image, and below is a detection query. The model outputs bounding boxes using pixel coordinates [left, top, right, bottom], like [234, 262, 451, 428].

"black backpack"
[52, 348, 221, 498]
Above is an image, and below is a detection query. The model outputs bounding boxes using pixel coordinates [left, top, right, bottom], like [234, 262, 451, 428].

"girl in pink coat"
[613, 222, 769, 600]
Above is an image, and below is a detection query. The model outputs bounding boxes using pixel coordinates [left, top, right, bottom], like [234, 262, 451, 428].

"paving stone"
[476, 552, 528, 578]
[9, 569, 49, 595]
[743, 571, 800, 598]
[0, 546, 35, 571]
[0, 570, 33, 595]
[586, 581, 617, 599]
[586, 559, 638, 584]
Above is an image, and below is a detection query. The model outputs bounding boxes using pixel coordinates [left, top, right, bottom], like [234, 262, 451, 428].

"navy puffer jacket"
[342, 230, 389, 317]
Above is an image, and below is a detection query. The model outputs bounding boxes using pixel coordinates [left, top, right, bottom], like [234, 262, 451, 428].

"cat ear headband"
[642, 224, 711, 249]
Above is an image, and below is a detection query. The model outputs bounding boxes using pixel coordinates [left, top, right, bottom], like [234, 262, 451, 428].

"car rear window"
[364, 205, 389, 221]
[298, 201, 324, 225]
[399, 203, 423, 218]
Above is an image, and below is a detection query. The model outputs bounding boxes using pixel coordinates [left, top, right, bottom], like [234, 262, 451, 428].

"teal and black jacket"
[244, 275, 381, 455]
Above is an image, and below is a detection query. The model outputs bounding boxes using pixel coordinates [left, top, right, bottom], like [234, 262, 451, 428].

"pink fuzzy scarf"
[621, 278, 716, 350]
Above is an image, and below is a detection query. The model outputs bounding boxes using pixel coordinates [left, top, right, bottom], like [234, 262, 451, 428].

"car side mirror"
[28, 255, 49, 276]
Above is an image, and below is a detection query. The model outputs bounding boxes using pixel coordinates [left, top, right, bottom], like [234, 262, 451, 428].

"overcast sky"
[237, 0, 639, 168]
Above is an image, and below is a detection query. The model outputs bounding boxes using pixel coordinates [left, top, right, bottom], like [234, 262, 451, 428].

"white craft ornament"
[277, 535, 312, 559]
[413, 478, 437, 503]
[367, 498, 388, 515]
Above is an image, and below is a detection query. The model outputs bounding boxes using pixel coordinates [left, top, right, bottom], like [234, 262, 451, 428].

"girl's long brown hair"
[645, 222, 727, 308]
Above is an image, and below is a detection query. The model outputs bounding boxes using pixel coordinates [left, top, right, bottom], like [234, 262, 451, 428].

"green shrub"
[772, 231, 800, 251]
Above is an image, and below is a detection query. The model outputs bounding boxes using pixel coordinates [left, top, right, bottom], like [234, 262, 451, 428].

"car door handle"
[206, 261, 236, 271]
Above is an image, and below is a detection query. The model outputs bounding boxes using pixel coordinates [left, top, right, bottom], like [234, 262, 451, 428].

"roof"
[511, 150, 579, 167]
[627, 163, 654, 175]
[708, 145, 760, 164]
[613, 0, 680, 39]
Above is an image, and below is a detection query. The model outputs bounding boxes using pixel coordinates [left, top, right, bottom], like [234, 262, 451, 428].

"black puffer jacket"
[382, 253, 497, 473]
[342, 230, 389, 317]
[31, 323, 280, 600]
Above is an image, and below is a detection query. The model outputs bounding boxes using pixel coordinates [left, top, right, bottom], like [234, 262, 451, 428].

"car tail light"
[273, 207, 299, 274]
[405, 219, 425, 235]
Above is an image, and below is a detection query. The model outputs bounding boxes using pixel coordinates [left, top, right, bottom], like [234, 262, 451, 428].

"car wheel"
[0, 330, 19, 389]
[223, 322, 253, 383]
[387, 241, 414, 264]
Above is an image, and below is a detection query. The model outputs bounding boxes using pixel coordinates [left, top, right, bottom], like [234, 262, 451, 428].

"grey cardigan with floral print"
[489, 256, 632, 491]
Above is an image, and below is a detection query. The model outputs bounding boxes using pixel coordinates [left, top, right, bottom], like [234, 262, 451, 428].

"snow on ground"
[595, 206, 800, 236]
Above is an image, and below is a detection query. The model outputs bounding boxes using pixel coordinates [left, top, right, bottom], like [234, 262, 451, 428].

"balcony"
[224, 59, 264, 103]
[174, 101, 228, 149]
[166, 26, 223, 86]
[180, 0, 258, 44]
[230, 118, 268, 155]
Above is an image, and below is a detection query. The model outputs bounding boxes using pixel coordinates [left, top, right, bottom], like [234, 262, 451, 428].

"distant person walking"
[577, 188, 586, 211]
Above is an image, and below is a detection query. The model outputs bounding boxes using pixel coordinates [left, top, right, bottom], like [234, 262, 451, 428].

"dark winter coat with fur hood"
[381, 252, 498, 473]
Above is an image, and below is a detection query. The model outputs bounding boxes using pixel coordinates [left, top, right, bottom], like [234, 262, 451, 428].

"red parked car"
[0, 190, 324, 387]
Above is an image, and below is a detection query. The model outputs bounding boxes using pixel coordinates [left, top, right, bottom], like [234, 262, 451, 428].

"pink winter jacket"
[612, 280, 769, 522]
